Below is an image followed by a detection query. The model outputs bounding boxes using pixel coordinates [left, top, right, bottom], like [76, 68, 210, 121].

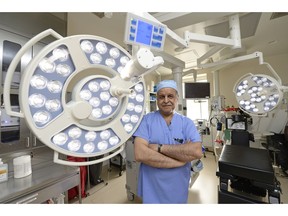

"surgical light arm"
[120, 47, 164, 80]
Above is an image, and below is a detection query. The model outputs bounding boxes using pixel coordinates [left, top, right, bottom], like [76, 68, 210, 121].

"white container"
[0, 158, 8, 183]
[13, 155, 32, 178]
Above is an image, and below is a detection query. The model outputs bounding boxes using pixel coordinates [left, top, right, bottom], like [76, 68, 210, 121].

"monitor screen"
[135, 20, 153, 46]
[184, 82, 210, 99]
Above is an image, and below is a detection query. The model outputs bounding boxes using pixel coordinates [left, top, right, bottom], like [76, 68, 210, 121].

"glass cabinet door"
[0, 29, 32, 154]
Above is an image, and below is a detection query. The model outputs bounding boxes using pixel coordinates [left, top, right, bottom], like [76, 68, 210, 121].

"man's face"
[156, 88, 178, 116]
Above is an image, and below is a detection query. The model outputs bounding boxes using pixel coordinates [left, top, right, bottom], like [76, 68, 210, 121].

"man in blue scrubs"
[133, 80, 203, 203]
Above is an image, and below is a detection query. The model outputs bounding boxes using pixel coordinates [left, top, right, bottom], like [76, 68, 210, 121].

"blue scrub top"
[133, 111, 201, 203]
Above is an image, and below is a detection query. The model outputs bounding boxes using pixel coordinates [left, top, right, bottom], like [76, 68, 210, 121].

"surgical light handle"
[3, 29, 63, 118]
[53, 144, 125, 166]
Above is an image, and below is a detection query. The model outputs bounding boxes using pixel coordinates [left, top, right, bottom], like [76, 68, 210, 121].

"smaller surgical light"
[234, 73, 283, 116]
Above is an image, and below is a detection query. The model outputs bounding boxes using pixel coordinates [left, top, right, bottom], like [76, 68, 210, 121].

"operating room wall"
[67, 12, 127, 49]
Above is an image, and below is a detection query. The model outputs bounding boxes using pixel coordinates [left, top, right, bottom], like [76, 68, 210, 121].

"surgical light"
[233, 73, 283, 116]
[4, 29, 147, 166]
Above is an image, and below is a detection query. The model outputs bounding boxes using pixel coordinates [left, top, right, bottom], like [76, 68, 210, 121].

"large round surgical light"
[4, 30, 146, 166]
[234, 73, 283, 116]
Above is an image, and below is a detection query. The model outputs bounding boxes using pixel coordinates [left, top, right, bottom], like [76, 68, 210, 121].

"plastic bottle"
[0, 158, 8, 183]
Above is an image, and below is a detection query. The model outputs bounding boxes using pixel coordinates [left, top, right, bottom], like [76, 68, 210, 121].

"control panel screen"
[124, 13, 166, 51]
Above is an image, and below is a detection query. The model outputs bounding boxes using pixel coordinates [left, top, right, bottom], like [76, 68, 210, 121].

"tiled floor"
[72, 151, 288, 204]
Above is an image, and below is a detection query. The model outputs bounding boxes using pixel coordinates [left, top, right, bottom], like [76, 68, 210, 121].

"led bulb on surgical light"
[52, 133, 68, 146]
[91, 108, 102, 119]
[52, 48, 69, 61]
[98, 141, 108, 151]
[100, 92, 110, 101]
[124, 123, 133, 133]
[68, 140, 81, 152]
[68, 127, 82, 139]
[85, 131, 97, 141]
[39, 58, 55, 73]
[29, 94, 46, 108]
[100, 80, 110, 90]
[131, 115, 139, 123]
[120, 56, 129, 65]
[109, 97, 119, 107]
[96, 42, 107, 54]
[33, 111, 51, 125]
[81, 40, 94, 53]
[102, 105, 112, 115]
[56, 64, 71, 77]
[90, 53, 102, 64]
[80, 90, 92, 100]
[105, 58, 116, 68]
[122, 114, 130, 123]
[30, 75, 47, 89]
[109, 136, 119, 145]
[109, 47, 120, 59]
[89, 97, 101, 107]
[100, 130, 111, 140]
[47, 80, 63, 93]
[88, 81, 100, 92]
[45, 99, 61, 112]
[83, 142, 95, 153]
